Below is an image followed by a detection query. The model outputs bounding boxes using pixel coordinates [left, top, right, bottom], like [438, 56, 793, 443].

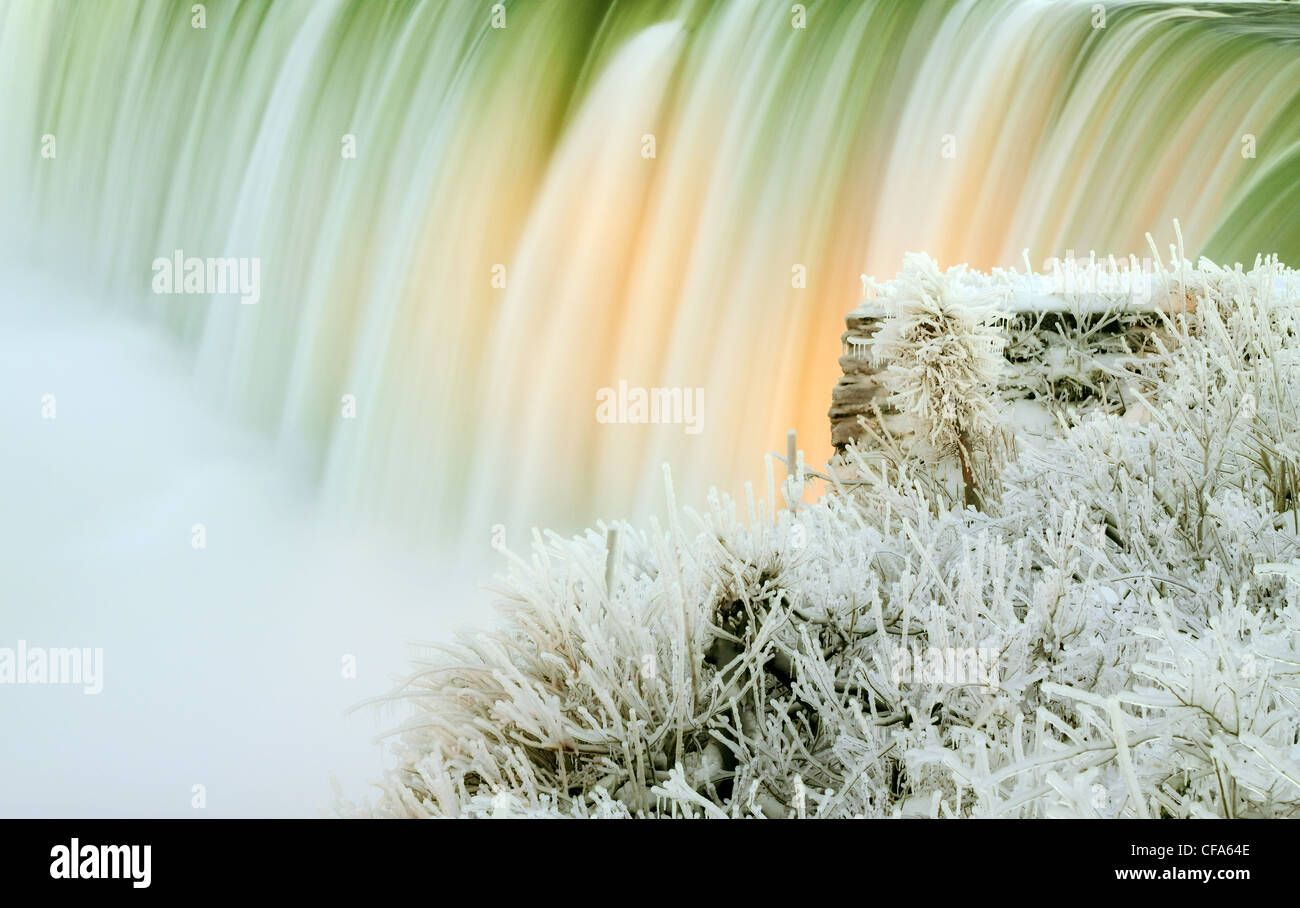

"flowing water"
[5, 0, 1300, 537]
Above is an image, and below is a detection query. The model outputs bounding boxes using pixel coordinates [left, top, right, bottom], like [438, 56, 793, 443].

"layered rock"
[828, 267, 1194, 453]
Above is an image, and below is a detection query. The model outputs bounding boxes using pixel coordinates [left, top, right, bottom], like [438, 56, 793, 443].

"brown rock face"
[828, 298, 1181, 453]
[828, 309, 897, 449]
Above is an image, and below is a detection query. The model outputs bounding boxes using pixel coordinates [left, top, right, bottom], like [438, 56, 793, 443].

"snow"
[365, 255, 1300, 818]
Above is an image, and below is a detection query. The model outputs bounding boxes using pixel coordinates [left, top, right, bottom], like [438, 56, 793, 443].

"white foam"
[0, 271, 491, 816]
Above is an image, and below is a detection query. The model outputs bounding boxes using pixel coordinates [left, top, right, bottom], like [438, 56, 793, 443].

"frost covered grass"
[867, 252, 1009, 509]
[362, 255, 1300, 818]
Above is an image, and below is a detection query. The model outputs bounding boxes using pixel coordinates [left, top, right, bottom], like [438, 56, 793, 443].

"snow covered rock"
[365, 253, 1300, 819]
[831, 253, 1198, 455]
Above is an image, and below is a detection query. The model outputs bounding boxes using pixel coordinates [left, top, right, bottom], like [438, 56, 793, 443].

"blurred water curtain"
[4, 0, 1299, 540]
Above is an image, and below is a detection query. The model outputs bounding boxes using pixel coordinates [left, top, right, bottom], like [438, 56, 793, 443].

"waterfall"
[4, 0, 1300, 544]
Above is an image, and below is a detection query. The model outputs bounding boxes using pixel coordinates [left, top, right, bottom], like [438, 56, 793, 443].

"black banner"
[0, 820, 1276, 894]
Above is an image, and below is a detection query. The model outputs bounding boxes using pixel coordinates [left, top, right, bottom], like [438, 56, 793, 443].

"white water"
[8, 1, 1299, 543]
[0, 273, 490, 816]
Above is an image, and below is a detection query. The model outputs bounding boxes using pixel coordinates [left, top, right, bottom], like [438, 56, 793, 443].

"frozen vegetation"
[362, 252, 1300, 818]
